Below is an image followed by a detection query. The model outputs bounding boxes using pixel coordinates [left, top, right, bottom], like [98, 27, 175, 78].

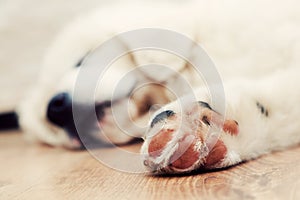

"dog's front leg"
[141, 67, 300, 174]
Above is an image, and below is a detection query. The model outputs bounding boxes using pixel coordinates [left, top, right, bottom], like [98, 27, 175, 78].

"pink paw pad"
[144, 104, 239, 173]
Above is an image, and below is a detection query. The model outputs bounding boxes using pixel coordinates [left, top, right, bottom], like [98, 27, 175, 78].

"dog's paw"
[141, 101, 241, 174]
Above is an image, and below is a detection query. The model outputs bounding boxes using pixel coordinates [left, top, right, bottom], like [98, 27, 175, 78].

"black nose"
[47, 92, 73, 127]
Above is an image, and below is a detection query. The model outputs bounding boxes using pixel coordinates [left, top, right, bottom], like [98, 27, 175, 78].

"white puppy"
[15, 1, 300, 173]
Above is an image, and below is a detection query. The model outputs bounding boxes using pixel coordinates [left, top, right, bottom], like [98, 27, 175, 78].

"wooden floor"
[1, 131, 300, 200]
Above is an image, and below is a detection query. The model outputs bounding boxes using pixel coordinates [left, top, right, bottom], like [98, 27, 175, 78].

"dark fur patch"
[75, 56, 85, 67]
[75, 52, 90, 67]
[95, 101, 112, 120]
[256, 101, 269, 117]
[151, 110, 175, 128]
[198, 101, 212, 110]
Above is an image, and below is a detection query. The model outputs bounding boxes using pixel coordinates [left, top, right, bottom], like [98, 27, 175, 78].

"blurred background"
[0, 0, 166, 112]
[0, 0, 106, 112]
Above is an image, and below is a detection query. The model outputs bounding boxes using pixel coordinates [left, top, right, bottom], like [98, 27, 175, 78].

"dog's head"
[19, 41, 180, 149]
[17, 13, 197, 150]
[44, 60, 174, 149]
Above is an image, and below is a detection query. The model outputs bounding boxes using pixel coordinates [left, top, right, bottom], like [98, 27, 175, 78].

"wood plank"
[1, 131, 300, 200]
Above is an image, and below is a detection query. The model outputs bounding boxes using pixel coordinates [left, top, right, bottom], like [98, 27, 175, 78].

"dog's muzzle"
[47, 92, 111, 149]
[47, 92, 73, 127]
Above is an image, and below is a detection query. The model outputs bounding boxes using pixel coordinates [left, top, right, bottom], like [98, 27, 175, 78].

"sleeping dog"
[11, 1, 300, 174]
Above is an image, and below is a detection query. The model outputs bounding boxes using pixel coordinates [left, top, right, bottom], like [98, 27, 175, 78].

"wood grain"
[1, 131, 300, 200]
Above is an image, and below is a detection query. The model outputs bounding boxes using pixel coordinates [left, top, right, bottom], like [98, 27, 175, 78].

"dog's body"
[16, 1, 300, 173]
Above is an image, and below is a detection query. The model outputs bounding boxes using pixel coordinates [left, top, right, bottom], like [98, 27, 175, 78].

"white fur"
[17, 0, 300, 158]
[142, 66, 300, 171]
[221, 67, 300, 162]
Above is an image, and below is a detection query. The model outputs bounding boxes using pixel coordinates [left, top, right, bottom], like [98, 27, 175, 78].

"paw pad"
[142, 102, 239, 174]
